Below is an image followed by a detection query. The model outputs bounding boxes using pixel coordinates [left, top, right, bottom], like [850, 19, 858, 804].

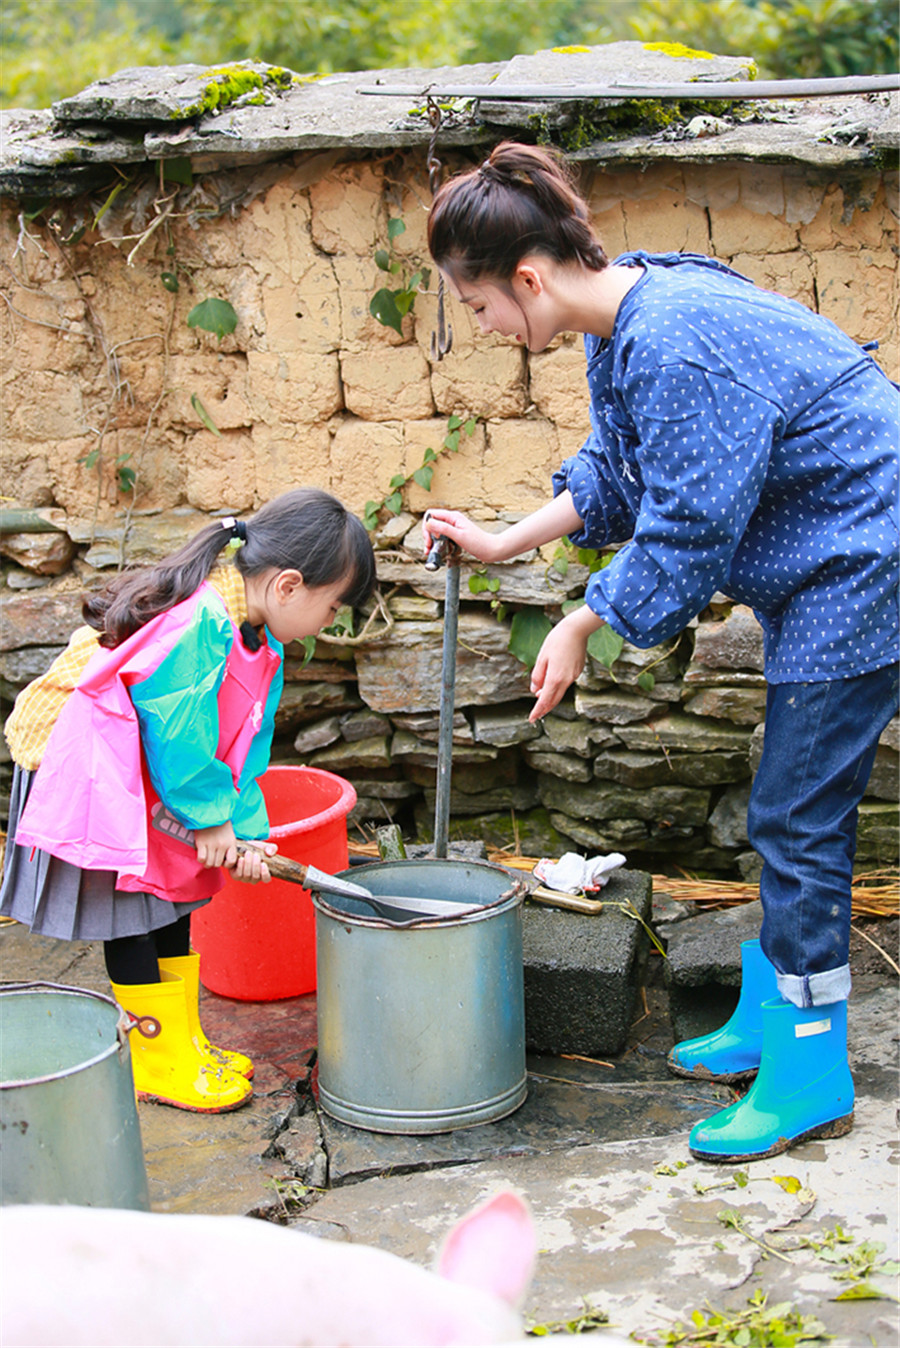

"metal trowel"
[234, 844, 475, 923]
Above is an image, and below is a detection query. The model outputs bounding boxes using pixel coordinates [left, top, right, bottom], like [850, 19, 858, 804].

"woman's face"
[444, 265, 558, 353]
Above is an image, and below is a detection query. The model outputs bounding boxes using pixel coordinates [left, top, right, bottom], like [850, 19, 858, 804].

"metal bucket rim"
[312, 857, 525, 929]
[0, 981, 125, 1090]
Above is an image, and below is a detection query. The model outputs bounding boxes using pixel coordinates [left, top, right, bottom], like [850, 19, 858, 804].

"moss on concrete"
[177, 66, 295, 120]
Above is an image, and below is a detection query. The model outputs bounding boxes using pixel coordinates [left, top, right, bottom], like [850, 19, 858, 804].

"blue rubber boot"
[688, 997, 854, 1163]
[667, 939, 778, 1084]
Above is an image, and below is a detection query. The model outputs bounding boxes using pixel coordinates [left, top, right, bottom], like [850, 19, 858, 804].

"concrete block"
[522, 868, 653, 1057]
[664, 899, 763, 1042]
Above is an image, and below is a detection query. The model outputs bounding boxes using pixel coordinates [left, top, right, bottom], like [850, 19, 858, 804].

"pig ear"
[436, 1190, 536, 1305]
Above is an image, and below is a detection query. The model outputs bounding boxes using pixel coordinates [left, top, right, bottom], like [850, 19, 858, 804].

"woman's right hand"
[423, 509, 502, 564]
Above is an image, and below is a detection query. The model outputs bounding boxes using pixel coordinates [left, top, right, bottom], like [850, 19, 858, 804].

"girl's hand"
[194, 821, 238, 870]
[529, 605, 606, 723]
[230, 841, 278, 886]
[423, 509, 503, 564]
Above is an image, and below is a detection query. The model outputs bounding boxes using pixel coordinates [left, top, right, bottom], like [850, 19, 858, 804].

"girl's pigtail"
[84, 520, 237, 648]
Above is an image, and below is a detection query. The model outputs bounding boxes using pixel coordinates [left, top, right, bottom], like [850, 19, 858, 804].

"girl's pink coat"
[15, 586, 280, 903]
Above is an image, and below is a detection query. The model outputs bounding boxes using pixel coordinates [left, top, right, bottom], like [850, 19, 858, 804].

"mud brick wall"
[2, 146, 897, 873]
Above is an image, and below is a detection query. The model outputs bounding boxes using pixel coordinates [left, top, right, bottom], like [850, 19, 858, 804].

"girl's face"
[444, 262, 559, 353]
[251, 572, 349, 645]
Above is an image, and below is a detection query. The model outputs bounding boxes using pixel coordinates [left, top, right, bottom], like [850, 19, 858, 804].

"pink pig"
[0, 1190, 539, 1346]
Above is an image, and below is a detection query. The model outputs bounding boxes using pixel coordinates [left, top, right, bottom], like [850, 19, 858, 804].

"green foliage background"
[0, 0, 896, 109]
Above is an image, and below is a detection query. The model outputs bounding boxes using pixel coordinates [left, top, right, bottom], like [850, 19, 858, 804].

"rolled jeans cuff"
[776, 964, 851, 1009]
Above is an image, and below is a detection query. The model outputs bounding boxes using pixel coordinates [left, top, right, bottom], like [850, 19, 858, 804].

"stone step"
[523, 868, 653, 1057]
[662, 898, 763, 1042]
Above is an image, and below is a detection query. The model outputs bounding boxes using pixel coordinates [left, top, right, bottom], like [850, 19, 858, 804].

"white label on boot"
[795, 1018, 831, 1037]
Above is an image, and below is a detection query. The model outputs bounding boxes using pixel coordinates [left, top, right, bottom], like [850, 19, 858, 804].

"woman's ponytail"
[428, 141, 607, 283]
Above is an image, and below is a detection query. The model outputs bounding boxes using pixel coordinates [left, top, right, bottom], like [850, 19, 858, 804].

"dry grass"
[348, 838, 899, 921]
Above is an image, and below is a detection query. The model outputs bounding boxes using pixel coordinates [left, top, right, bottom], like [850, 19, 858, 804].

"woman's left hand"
[529, 605, 606, 722]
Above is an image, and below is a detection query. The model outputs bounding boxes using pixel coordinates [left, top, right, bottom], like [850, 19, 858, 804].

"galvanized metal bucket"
[313, 858, 527, 1134]
[0, 982, 150, 1210]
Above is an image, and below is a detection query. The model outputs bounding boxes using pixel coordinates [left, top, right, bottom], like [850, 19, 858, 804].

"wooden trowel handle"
[234, 842, 311, 886]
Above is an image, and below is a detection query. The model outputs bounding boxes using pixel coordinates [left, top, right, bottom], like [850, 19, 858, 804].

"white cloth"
[532, 851, 626, 894]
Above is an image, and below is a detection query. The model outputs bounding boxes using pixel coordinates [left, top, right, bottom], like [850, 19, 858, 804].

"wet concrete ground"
[2, 918, 898, 1346]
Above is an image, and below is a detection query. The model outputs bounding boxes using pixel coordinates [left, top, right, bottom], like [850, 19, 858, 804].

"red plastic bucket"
[191, 766, 356, 1001]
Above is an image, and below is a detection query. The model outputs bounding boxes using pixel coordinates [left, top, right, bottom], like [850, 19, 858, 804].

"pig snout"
[0, 1191, 535, 1346]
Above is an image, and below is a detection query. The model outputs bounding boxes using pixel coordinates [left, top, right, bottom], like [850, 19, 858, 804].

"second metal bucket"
[0, 983, 150, 1210]
[313, 858, 527, 1134]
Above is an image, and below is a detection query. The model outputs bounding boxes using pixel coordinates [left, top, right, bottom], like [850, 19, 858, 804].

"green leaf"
[363, 501, 381, 532]
[369, 288, 404, 334]
[637, 671, 656, 691]
[82, 448, 99, 470]
[92, 178, 128, 228]
[447, 414, 462, 430]
[389, 474, 407, 490]
[463, 417, 477, 435]
[444, 430, 460, 451]
[190, 393, 222, 437]
[374, 248, 391, 271]
[387, 217, 406, 241]
[325, 607, 355, 638]
[394, 289, 417, 317]
[385, 491, 402, 514]
[162, 157, 192, 185]
[509, 609, 553, 668]
[299, 636, 316, 668]
[187, 297, 238, 341]
[469, 573, 491, 595]
[422, 447, 438, 463]
[412, 465, 433, 490]
[407, 270, 423, 290]
[587, 624, 625, 670]
[160, 271, 180, 292]
[833, 1282, 896, 1301]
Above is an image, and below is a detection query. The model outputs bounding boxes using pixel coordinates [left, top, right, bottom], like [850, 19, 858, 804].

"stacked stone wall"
[1, 146, 897, 872]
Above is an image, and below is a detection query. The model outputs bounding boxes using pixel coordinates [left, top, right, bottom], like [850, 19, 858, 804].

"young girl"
[423, 141, 899, 1163]
[2, 488, 375, 1113]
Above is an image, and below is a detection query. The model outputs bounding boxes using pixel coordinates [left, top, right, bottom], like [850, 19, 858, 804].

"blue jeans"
[747, 663, 899, 1008]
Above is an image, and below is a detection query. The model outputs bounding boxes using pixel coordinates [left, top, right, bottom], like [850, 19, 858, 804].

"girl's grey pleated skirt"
[1, 765, 210, 940]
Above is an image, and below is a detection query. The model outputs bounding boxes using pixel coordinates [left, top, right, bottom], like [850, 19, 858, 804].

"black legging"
[104, 914, 191, 985]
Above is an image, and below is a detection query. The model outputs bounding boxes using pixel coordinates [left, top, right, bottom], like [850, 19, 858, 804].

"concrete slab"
[2, 916, 897, 1346]
[302, 1076, 899, 1345]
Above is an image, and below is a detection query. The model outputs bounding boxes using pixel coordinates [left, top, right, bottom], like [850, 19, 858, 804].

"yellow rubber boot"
[158, 951, 254, 1080]
[112, 971, 252, 1113]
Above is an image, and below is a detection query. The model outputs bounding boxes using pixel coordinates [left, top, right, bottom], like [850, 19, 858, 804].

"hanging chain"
[426, 96, 452, 362]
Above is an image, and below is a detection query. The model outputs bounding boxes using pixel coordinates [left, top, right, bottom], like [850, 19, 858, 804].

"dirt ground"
[849, 916, 899, 978]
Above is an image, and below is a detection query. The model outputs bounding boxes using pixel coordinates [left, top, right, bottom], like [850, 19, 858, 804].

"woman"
[422, 140, 899, 1163]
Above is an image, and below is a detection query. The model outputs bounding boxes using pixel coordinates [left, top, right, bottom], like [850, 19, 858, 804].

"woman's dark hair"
[427, 141, 607, 284]
[84, 488, 376, 648]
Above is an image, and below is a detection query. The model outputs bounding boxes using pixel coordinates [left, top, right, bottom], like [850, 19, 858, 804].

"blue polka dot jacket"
[553, 252, 899, 682]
